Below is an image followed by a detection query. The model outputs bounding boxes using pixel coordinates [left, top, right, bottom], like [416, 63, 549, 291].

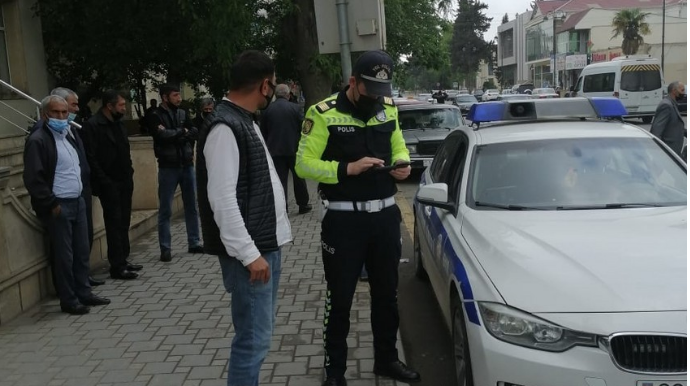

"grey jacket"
[650, 97, 686, 156]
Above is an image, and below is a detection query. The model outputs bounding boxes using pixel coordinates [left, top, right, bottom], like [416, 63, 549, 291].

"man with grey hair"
[260, 83, 311, 214]
[651, 81, 686, 158]
[24, 95, 110, 314]
[192, 98, 215, 129]
[31, 88, 105, 287]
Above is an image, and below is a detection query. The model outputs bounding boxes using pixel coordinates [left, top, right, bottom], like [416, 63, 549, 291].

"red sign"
[609, 51, 622, 60]
[591, 52, 608, 63]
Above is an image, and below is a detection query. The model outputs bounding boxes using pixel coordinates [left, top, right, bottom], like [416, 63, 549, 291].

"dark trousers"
[321, 205, 402, 378]
[99, 181, 133, 273]
[272, 155, 309, 207]
[47, 197, 92, 307]
[157, 166, 201, 252]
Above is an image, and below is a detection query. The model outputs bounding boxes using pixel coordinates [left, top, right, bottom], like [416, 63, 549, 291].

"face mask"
[47, 118, 69, 133]
[67, 113, 77, 122]
[202, 112, 211, 119]
[676, 93, 685, 102]
[355, 93, 379, 113]
[111, 110, 124, 121]
[259, 82, 276, 111]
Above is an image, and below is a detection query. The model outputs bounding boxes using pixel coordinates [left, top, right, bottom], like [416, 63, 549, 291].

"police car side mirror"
[416, 183, 456, 213]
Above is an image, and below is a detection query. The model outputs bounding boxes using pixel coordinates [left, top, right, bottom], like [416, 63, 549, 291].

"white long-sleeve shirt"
[204, 107, 292, 267]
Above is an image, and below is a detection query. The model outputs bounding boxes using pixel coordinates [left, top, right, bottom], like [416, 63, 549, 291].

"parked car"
[531, 87, 560, 99]
[501, 89, 513, 95]
[473, 89, 484, 102]
[511, 82, 534, 94]
[481, 89, 500, 102]
[497, 94, 532, 101]
[398, 102, 466, 169]
[416, 93, 435, 103]
[413, 97, 687, 386]
[453, 94, 478, 115]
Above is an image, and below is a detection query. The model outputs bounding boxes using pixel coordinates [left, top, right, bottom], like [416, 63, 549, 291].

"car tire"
[413, 218, 429, 282]
[452, 294, 474, 386]
[642, 116, 653, 124]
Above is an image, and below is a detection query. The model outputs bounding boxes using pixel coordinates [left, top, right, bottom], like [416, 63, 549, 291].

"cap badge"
[376, 70, 388, 80]
[376, 110, 387, 122]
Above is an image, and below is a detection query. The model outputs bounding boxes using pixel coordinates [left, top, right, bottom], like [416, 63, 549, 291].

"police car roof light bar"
[589, 97, 628, 118]
[467, 97, 628, 128]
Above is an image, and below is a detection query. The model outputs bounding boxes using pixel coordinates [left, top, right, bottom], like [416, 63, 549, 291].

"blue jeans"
[158, 166, 201, 252]
[218, 250, 282, 386]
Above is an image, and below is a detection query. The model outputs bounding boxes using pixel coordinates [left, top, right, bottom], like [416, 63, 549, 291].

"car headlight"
[478, 302, 598, 352]
[406, 145, 417, 154]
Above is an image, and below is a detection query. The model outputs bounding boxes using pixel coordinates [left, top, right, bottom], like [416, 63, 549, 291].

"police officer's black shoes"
[374, 360, 421, 383]
[299, 205, 313, 214]
[322, 376, 347, 386]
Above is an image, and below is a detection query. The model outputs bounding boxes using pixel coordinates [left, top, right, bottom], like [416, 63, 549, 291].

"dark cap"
[353, 50, 394, 97]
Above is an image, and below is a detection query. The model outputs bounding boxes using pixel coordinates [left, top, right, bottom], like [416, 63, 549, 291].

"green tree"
[450, 0, 493, 88]
[611, 9, 651, 55]
[502, 13, 509, 24]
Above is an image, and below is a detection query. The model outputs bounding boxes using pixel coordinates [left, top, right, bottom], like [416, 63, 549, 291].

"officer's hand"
[390, 160, 411, 180]
[347, 157, 384, 176]
[247, 256, 270, 284]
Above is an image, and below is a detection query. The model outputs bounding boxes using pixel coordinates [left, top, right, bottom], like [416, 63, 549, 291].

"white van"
[571, 55, 663, 123]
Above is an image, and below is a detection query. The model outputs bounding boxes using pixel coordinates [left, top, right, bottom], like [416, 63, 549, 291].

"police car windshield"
[470, 137, 687, 210]
[399, 108, 462, 131]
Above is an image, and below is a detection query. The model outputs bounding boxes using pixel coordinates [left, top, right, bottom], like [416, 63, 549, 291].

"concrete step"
[0, 135, 26, 152]
[0, 146, 23, 168]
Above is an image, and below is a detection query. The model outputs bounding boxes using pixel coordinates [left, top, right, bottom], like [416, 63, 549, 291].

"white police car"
[413, 98, 687, 386]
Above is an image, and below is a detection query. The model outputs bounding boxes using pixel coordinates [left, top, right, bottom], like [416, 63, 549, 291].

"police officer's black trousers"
[321, 205, 402, 378]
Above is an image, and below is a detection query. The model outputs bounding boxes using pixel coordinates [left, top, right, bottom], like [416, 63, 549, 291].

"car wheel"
[413, 219, 429, 281]
[642, 116, 653, 124]
[452, 295, 474, 386]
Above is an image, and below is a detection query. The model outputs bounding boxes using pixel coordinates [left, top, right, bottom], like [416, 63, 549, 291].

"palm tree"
[611, 9, 651, 55]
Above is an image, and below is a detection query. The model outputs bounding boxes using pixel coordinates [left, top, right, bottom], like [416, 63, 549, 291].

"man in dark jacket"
[147, 84, 203, 262]
[32, 87, 105, 287]
[196, 50, 292, 386]
[260, 83, 311, 214]
[23, 95, 110, 315]
[83, 90, 141, 280]
[192, 98, 215, 130]
[651, 81, 686, 158]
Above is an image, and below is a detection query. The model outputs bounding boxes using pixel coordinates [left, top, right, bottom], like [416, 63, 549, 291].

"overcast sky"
[445, 0, 534, 41]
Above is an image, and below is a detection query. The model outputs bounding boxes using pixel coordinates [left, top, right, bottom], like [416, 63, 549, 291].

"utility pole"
[661, 0, 666, 74]
[336, 0, 352, 86]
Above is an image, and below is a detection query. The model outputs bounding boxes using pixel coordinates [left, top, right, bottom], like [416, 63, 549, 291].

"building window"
[0, 7, 10, 83]
[500, 30, 514, 59]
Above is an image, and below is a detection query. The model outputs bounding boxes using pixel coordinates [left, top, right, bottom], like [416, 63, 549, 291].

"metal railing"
[0, 79, 82, 134]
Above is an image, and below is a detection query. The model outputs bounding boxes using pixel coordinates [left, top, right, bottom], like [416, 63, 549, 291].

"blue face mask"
[67, 113, 77, 122]
[47, 118, 69, 133]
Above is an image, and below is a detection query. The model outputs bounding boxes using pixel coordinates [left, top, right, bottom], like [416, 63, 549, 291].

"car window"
[457, 96, 476, 103]
[469, 137, 686, 209]
[574, 77, 583, 92]
[583, 72, 615, 93]
[399, 108, 462, 131]
[620, 69, 662, 92]
[430, 134, 462, 183]
[447, 135, 470, 202]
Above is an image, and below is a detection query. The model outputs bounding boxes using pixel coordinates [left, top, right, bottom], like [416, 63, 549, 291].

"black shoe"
[298, 205, 313, 214]
[60, 304, 90, 315]
[125, 262, 143, 271]
[188, 245, 204, 254]
[110, 269, 138, 280]
[322, 376, 347, 386]
[160, 250, 172, 262]
[80, 295, 111, 306]
[374, 360, 421, 383]
[89, 276, 105, 286]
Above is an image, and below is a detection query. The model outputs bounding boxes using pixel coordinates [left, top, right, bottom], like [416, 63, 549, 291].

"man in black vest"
[147, 84, 203, 262]
[196, 50, 292, 386]
[260, 83, 311, 214]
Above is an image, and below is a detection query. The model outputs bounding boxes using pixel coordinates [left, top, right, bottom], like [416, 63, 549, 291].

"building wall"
[0, 0, 49, 138]
[498, 10, 533, 86]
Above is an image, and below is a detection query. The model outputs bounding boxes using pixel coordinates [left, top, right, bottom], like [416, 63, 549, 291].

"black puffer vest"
[196, 100, 278, 256]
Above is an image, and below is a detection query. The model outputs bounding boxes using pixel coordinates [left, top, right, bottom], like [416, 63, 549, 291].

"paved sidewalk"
[0, 186, 404, 386]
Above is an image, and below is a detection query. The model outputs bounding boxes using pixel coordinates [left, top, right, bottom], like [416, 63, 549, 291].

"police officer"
[296, 50, 420, 386]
